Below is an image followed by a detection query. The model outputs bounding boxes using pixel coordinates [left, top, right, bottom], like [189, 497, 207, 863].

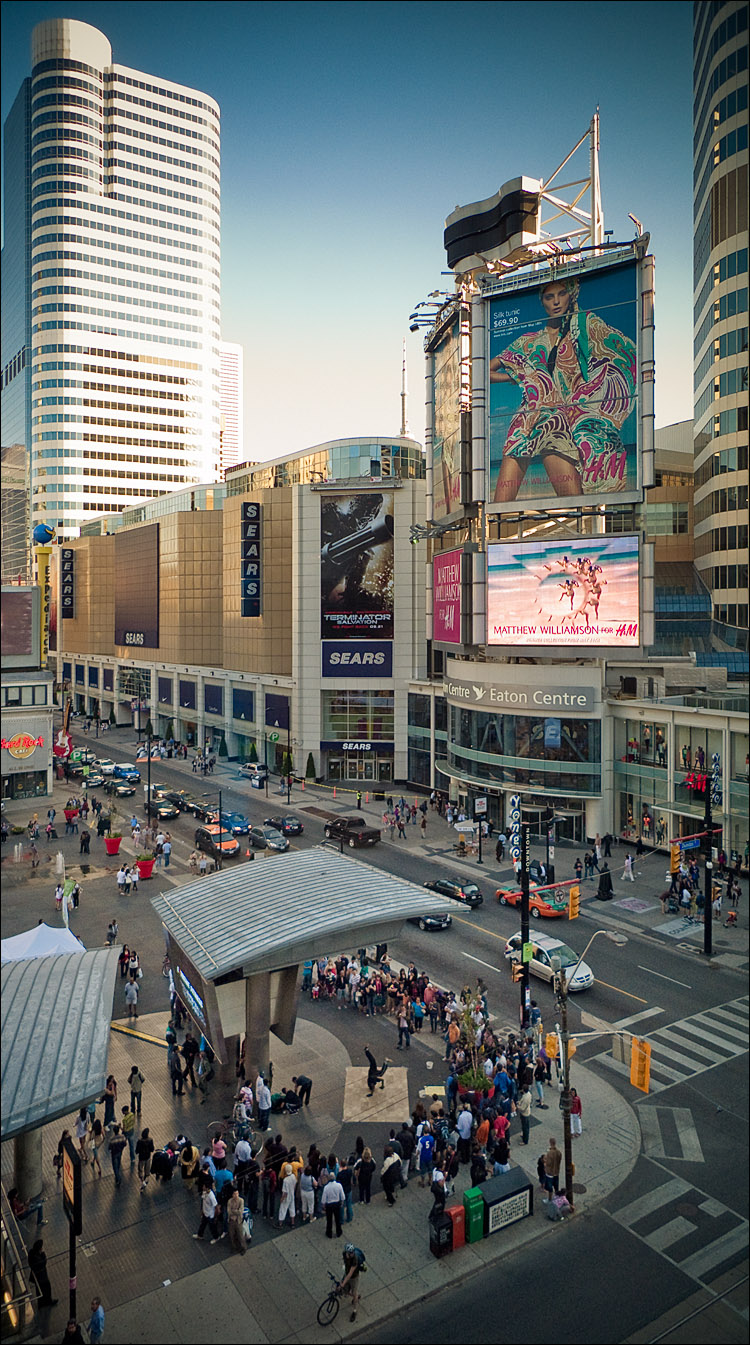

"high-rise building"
[0, 17, 221, 550]
[219, 341, 243, 473]
[692, 0, 749, 651]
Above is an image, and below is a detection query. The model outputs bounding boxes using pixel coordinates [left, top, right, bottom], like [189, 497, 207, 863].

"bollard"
[301, 779, 305, 790]
[365, 792, 369, 804]
[333, 787, 336, 798]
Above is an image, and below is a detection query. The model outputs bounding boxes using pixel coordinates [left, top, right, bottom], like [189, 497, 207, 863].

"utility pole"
[703, 782, 714, 958]
[554, 965, 574, 1208]
[520, 822, 530, 1030]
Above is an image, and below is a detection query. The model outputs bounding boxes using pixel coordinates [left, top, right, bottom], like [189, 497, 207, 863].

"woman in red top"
[570, 1087, 583, 1136]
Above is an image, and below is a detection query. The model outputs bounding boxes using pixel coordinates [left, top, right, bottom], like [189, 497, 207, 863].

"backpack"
[352, 1247, 367, 1272]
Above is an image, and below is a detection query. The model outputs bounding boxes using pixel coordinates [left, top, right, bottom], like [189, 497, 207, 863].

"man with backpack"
[340, 1244, 365, 1323]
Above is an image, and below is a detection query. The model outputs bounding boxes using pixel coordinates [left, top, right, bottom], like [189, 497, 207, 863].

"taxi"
[194, 824, 241, 858]
[496, 882, 567, 919]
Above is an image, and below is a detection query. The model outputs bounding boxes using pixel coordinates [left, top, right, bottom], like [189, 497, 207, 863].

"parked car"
[504, 931, 594, 992]
[161, 790, 200, 814]
[113, 763, 140, 781]
[94, 759, 116, 775]
[238, 763, 269, 782]
[424, 878, 484, 909]
[247, 824, 289, 852]
[194, 824, 241, 858]
[323, 816, 381, 848]
[407, 912, 453, 931]
[496, 883, 567, 918]
[104, 779, 136, 798]
[145, 799, 179, 821]
[264, 814, 304, 836]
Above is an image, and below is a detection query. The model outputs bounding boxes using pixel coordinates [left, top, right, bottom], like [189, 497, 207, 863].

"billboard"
[0, 587, 39, 667]
[433, 548, 463, 644]
[432, 319, 462, 519]
[487, 536, 640, 648]
[488, 259, 639, 510]
[114, 524, 159, 648]
[320, 493, 393, 640]
[322, 641, 393, 677]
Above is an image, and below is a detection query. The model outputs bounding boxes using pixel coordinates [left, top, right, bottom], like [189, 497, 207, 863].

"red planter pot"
[136, 858, 155, 880]
[104, 837, 122, 856]
[457, 1083, 495, 1102]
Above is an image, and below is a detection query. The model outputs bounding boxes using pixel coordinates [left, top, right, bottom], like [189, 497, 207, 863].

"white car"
[95, 759, 116, 775]
[238, 763, 269, 782]
[504, 931, 595, 992]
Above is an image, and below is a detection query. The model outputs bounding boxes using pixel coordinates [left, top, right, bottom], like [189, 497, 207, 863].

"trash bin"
[446, 1203, 465, 1249]
[463, 1186, 485, 1244]
[428, 1210, 453, 1258]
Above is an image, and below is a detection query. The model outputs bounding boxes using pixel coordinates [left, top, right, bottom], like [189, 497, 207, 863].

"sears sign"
[322, 641, 392, 678]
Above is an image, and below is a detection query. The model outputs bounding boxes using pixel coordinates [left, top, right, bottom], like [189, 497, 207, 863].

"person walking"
[321, 1172, 345, 1238]
[570, 1088, 583, 1136]
[28, 1239, 58, 1307]
[116, 865, 128, 897]
[120, 1106, 136, 1165]
[380, 1147, 400, 1206]
[170, 1047, 186, 1097]
[107, 1126, 127, 1187]
[136, 1128, 155, 1190]
[193, 1177, 221, 1242]
[396, 1006, 411, 1051]
[74, 1107, 90, 1164]
[622, 853, 635, 882]
[227, 1184, 247, 1254]
[87, 1298, 105, 1345]
[128, 1065, 145, 1116]
[124, 976, 139, 1020]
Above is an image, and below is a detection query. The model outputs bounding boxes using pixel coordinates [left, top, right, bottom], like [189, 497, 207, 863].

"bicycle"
[206, 1116, 264, 1157]
[317, 1272, 342, 1326]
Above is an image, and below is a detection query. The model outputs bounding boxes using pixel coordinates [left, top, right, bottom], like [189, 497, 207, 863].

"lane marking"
[461, 951, 503, 974]
[637, 966, 692, 989]
[595, 979, 647, 1002]
[614, 1007, 664, 1029]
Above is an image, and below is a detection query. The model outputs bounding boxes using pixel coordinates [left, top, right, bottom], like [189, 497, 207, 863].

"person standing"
[28, 1239, 57, 1307]
[162, 836, 172, 868]
[170, 1046, 185, 1097]
[321, 1172, 345, 1237]
[516, 1085, 532, 1144]
[128, 1065, 145, 1116]
[87, 1298, 105, 1345]
[136, 1128, 155, 1190]
[622, 853, 635, 882]
[340, 1243, 362, 1324]
[124, 977, 139, 1020]
[193, 1177, 221, 1242]
[570, 1088, 583, 1136]
[380, 1147, 400, 1206]
[256, 1075, 272, 1131]
[120, 1107, 136, 1165]
[74, 1108, 90, 1164]
[356, 1147, 376, 1205]
[226, 1184, 246, 1254]
[107, 1126, 127, 1187]
[543, 1137, 562, 1194]
[396, 1006, 411, 1051]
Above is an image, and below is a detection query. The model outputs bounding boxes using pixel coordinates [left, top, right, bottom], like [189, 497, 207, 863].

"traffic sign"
[474, 797, 487, 815]
[522, 941, 533, 964]
[680, 837, 700, 850]
[269, 732, 280, 742]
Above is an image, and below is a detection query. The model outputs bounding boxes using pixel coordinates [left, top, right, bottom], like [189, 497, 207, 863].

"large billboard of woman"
[488, 258, 639, 510]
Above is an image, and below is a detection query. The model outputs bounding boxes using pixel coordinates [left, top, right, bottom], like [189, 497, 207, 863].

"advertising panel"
[0, 587, 39, 666]
[487, 536, 640, 648]
[320, 493, 394, 639]
[432, 319, 462, 519]
[240, 501, 262, 617]
[433, 549, 463, 645]
[488, 259, 639, 510]
[114, 524, 159, 647]
[322, 641, 393, 677]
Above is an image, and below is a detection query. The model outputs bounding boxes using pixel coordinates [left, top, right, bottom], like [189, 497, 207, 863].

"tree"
[108, 706, 116, 725]
[166, 721, 175, 741]
[305, 752, 316, 780]
[248, 741, 258, 763]
[218, 737, 228, 758]
[282, 751, 292, 777]
[145, 718, 154, 737]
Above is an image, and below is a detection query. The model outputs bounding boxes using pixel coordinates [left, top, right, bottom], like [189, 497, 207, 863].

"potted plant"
[306, 751, 316, 780]
[135, 851, 155, 879]
[104, 833, 122, 856]
[454, 1001, 495, 1101]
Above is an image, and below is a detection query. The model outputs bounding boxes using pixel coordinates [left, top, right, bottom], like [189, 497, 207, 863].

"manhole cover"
[572, 1182, 587, 1194]
[675, 1202, 699, 1217]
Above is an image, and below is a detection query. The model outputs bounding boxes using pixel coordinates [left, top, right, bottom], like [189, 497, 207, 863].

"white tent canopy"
[1, 922, 85, 963]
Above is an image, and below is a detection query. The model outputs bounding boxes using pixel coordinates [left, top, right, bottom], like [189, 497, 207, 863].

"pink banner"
[433, 549, 462, 644]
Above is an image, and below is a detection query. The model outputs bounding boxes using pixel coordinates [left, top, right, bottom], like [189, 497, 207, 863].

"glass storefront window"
[730, 731, 749, 782]
[615, 718, 668, 767]
[322, 690, 394, 741]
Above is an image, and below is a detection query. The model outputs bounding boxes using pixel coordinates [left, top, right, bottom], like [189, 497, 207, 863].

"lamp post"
[286, 717, 291, 806]
[703, 783, 714, 959]
[519, 822, 530, 1030]
[551, 929, 628, 1207]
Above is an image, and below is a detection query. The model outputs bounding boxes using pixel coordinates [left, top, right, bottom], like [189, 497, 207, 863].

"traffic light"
[670, 843, 680, 873]
[511, 961, 523, 982]
[568, 883, 580, 920]
[545, 1032, 558, 1059]
[630, 1037, 652, 1093]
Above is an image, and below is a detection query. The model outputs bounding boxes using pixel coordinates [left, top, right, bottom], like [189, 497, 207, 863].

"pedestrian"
[574, 857, 582, 883]
[543, 1137, 562, 1194]
[380, 1146, 400, 1206]
[62, 1321, 85, 1343]
[103, 1075, 117, 1127]
[74, 1107, 90, 1163]
[417, 1125, 435, 1186]
[570, 1087, 583, 1136]
[129, 865, 139, 895]
[28, 1239, 58, 1307]
[622, 853, 635, 881]
[170, 1046, 185, 1096]
[117, 942, 130, 975]
[356, 790, 362, 809]
[516, 1084, 532, 1144]
[116, 865, 128, 896]
[227, 1183, 247, 1254]
[256, 1075, 272, 1130]
[91, 1118, 105, 1177]
[321, 1170, 345, 1237]
[355, 1147, 375, 1204]
[108, 1125, 127, 1187]
[128, 1064, 145, 1115]
[597, 864, 614, 901]
[124, 976, 139, 1019]
[276, 1163, 297, 1229]
[292, 1073, 312, 1105]
[120, 1106, 136, 1165]
[396, 814, 407, 840]
[340, 1243, 363, 1324]
[396, 1007, 411, 1050]
[87, 1299, 105, 1345]
[136, 1128, 154, 1190]
[163, 837, 172, 868]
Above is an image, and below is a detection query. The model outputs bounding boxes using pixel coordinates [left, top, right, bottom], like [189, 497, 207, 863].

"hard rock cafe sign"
[2, 732, 45, 759]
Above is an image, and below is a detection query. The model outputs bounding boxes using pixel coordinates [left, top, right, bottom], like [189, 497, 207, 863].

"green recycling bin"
[463, 1185, 485, 1244]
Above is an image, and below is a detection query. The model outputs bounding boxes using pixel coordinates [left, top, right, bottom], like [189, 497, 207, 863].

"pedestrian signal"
[567, 1037, 577, 1060]
[545, 1032, 558, 1059]
[568, 884, 580, 920]
[511, 962, 523, 983]
[630, 1037, 651, 1093]
[670, 844, 680, 874]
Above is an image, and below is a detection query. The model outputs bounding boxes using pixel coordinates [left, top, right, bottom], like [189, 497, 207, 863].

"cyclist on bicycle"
[339, 1244, 362, 1322]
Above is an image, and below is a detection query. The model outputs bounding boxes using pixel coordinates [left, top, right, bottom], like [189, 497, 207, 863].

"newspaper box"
[479, 1171, 534, 1235]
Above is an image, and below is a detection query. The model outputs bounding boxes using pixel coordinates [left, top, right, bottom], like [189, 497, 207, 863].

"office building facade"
[1, 17, 221, 553]
[219, 341, 243, 473]
[692, 0, 749, 650]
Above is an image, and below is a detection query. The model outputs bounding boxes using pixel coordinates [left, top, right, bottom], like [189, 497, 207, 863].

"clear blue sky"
[2, 0, 694, 461]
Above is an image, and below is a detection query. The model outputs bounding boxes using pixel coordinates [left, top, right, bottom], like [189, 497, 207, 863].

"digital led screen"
[321, 493, 394, 639]
[487, 536, 640, 648]
[433, 549, 462, 644]
[488, 259, 639, 510]
[114, 524, 159, 647]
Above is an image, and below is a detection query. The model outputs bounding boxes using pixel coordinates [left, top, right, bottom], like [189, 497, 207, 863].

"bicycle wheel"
[317, 1294, 340, 1327]
[206, 1120, 229, 1144]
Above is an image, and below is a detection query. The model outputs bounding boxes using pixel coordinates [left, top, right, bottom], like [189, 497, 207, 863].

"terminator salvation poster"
[320, 493, 394, 639]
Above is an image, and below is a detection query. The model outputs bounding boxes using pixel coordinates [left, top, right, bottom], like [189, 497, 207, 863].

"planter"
[457, 1083, 495, 1102]
[64, 809, 78, 822]
[104, 836, 122, 857]
[136, 857, 155, 880]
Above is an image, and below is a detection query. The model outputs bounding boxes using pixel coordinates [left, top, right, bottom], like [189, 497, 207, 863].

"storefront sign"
[61, 548, 76, 618]
[53, 728, 72, 759]
[509, 792, 521, 861]
[322, 641, 392, 677]
[433, 549, 463, 643]
[241, 502, 262, 618]
[320, 740, 394, 754]
[710, 752, 722, 805]
[2, 732, 45, 758]
[443, 676, 596, 713]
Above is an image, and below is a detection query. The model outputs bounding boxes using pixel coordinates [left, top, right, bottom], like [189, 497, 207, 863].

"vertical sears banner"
[433, 548, 462, 644]
[488, 258, 639, 511]
[60, 548, 76, 619]
[240, 502, 262, 617]
[320, 493, 394, 639]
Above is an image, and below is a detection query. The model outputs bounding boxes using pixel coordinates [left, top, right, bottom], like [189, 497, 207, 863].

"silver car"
[247, 824, 288, 852]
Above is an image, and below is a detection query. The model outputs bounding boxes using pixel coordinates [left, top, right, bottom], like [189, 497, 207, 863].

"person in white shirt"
[256, 1079, 272, 1131]
[320, 1176, 345, 1238]
[193, 1180, 221, 1242]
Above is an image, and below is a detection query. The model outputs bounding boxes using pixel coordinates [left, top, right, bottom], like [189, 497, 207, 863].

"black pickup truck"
[323, 815, 381, 848]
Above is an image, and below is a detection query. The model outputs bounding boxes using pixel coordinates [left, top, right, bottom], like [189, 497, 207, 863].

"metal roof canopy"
[1, 949, 119, 1142]
[150, 847, 453, 982]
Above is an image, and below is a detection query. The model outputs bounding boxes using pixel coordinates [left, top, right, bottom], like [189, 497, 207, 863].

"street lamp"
[551, 929, 628, 1207]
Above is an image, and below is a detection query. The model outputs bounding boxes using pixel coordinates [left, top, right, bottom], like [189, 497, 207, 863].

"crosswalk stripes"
[610, 1174, 749, 1287]
[638, 1106, 704, 1162]
[591, 994, 749, 1094]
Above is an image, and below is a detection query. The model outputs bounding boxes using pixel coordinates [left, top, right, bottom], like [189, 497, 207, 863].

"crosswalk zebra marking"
[639, 1106, 704, 1162]
[611, 1176, 749, 1286]
[652, 1026, 728, 1063]
[591, 995, 748, 1096]
[613, 1177, 689, 1227]
[679, 1224, 749, 1279]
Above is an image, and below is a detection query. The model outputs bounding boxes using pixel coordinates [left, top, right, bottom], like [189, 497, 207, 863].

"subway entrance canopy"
[150, 847, 452, 1073]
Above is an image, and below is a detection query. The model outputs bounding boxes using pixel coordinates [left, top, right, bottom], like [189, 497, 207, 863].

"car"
[496, 883, 568, 919]
[66, 763, 87, 779]
[94, 759, 116, 775]
[408, 912, 453, 931]
[145, 799, 179, 821]
[194, 824, 241, 858]
[323, 816, 381, 848]
[247, 824, 289, 852]
[83, 772, 105, 789]
[69, 748, 97, 764]
[161, 790, 200, 814]
[504, 931, 594, 992]
[192, 800, 220, 823]
[264, 814, 304, 836]
[216, 811, 250, 835]
[104, 779, 136, 798]
[113, 763, 141, 781]
[424, 878, 484, 909]
[238, 763, 269, 782]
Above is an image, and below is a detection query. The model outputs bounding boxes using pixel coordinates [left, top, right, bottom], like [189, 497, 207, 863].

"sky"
[1, 0, 695, 463]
